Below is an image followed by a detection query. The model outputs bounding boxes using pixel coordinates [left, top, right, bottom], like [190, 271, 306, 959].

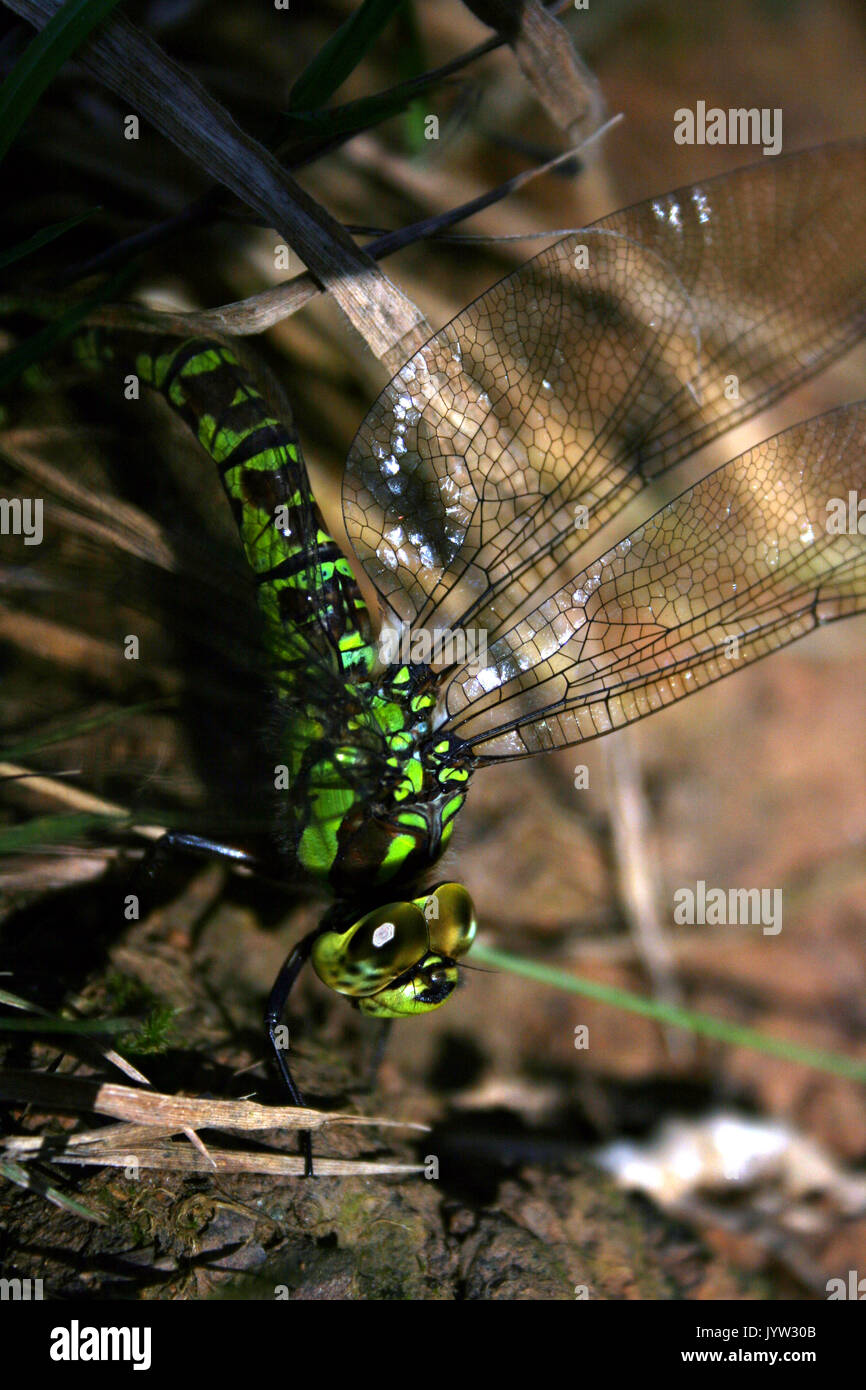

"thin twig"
[604, 731, 692, 1062]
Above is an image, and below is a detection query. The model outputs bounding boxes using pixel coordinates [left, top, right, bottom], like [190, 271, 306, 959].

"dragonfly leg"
[265, 928, 323, 1178]
[137, 830, 261, 881]
[366, 1018, 394, 1092]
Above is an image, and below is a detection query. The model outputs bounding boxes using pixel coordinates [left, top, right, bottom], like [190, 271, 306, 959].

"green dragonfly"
[5, 141, 866, 1173]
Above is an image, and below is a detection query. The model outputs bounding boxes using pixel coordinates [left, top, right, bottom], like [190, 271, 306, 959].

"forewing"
[344, 142, 866, 644]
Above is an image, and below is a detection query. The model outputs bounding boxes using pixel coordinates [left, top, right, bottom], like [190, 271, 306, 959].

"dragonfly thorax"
[277, 662, 474, 896]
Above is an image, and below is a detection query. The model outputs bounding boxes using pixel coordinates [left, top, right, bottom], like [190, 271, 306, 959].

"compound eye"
[311, 901, 428, 997]
[418, 883, 477, 960]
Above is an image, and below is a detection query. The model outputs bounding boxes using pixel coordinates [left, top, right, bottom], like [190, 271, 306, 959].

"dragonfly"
[5, 140, 866, 1174]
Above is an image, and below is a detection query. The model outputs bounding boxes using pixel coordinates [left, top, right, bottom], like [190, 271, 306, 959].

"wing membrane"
[439, 404, 866, 759]
[344, 142, 866, 646]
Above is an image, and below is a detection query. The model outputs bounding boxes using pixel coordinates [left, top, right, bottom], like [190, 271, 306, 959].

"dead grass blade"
[0, 1069, 430, 1180]
[6, 0, 430, 367]
[465, 0, 605, 142]
[36, 1146, 426, 1178]
[0, 1068, 430, 1135]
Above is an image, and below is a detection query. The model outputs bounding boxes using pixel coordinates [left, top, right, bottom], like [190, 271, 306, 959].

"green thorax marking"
[278, 661, 473, 895]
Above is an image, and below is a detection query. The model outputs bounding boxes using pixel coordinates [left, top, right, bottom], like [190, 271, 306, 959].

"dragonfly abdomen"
[77, 332, 376, 685]
[74, 332, 473, 895]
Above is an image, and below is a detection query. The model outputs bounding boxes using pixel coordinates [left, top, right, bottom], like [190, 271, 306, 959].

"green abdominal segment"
[75, 332, 472, 893]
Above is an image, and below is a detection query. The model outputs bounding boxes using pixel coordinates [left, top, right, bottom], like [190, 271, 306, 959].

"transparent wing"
[436, 404, 866, 759]
[344, 141, 866, 648]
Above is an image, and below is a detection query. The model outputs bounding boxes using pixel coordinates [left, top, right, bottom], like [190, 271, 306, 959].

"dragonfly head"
[311, 882, 477, 1018]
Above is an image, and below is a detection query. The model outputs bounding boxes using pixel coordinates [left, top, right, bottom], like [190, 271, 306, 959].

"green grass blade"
[279, 86, 415, 143]
[288, 0, 408, 111]
[0, 989, 132, 1039]
[393, 0, 428, 154]
[0, 811, 126, 853]
[3, 701, 169, 761]
[0, 1157, 106, 1222]
[0, 209, 99, 272]
[0, 0, 126, 167]
[472, 943, 866, 1084]
[0, 262, 135, 390]
[0, 988, 41, 1010]
[0, 1014, 136, 1035]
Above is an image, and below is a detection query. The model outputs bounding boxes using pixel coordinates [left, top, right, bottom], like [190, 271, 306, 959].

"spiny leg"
[136, 830, 262, 885]
[265, 928, 323, 1178]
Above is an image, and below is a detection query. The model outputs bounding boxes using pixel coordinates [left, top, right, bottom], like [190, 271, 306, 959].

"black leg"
[133, 831, 321, 1176]
[265, 928, 323, 1178]
[137, 830, 261, 883]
